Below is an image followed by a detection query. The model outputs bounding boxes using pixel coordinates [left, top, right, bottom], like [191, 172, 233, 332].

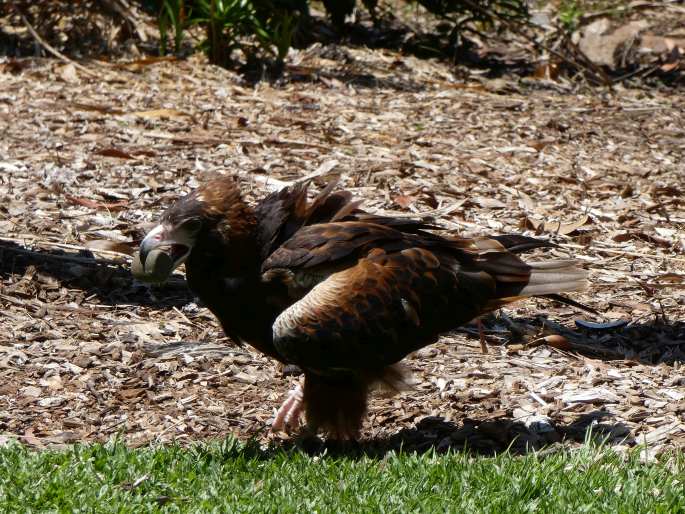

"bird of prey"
[132, 175, 587, 440]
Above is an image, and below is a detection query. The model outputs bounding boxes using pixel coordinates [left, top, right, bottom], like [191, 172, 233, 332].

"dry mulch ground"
[1, 47, 684, 458]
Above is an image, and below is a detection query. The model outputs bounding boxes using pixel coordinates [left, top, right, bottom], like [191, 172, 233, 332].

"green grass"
[557, 0, 630, 31]
[0, 439, 683, 513]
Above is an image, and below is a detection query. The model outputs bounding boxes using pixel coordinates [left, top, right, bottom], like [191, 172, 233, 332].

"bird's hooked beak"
[132, 219, 200, 283]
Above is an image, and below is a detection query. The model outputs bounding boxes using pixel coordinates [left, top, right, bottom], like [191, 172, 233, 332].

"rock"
[577, 19, 649, 68]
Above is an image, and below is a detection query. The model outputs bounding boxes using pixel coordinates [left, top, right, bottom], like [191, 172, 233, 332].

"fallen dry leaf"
[393, 194, 417, 209]
[475, 197, 507, 209]
[129, 108, 190, 119]
[96, 148, 137, 160]
[539, 334, 571, 350]
[116, 55, 178, 71]
[65, 194, 129, 211]
[525, 215, 590, 235]
[84, 240, 136, 256]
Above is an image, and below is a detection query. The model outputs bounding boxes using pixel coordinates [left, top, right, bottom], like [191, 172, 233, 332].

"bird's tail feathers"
[486, 259, 588, 311]
[519, 259, 588, 296]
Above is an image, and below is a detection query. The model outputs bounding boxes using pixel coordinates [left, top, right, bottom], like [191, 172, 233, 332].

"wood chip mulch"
[1, 48, 684, 458]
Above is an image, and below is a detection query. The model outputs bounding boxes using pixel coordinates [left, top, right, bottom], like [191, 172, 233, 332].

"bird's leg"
[272, 379, 304, 433]
[477, 318, 488, 354]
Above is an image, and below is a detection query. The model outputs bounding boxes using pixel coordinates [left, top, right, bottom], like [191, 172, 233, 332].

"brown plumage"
[133, 175, 588, 440]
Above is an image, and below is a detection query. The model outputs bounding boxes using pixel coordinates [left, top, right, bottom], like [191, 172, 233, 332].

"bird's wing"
[254, 181, 310, 260]
[254, 181, 359, 260]
[269, 246, 502, 372]
[260, 220, 579, 299]
[262, 221, 411, 271]
[255, 182, 439, 261]
[268, 229, 588, 372]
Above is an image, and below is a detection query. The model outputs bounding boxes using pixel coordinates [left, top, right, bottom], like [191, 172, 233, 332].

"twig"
[611, 64, 661, 84]
[559, 242, 685, 264]
[374, 202, 466, 220]
[19, 13, 100, 78]
[99, 0, 149, 43]
[0, 236, 129, 265]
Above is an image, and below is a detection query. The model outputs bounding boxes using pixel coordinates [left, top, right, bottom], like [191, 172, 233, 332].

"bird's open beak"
[132, 224, 192, 284]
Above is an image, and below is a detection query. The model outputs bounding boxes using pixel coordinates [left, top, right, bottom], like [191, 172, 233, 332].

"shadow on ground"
[476, 314, 685, 366]
[228, 9, 536, 86]
[267, 410, 631, 458]
[2, 239, 684, 362]
[0, 239, 193, 308]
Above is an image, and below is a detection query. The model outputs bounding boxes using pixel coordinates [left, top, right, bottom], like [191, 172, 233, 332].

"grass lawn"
[0, 439, 683, 513]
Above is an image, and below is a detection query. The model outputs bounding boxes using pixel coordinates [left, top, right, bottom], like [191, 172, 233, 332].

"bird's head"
[132, 175, 254, 284]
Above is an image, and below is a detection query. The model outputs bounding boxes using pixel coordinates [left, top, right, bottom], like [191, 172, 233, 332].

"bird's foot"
[272, 380, 304, 433]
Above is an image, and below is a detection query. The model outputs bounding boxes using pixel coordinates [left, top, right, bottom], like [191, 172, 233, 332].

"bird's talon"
[272, 382, 304, 433]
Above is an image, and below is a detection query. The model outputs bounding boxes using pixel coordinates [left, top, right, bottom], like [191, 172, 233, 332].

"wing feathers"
[257, 183, 589, 370]
[272, 248, 460, 368]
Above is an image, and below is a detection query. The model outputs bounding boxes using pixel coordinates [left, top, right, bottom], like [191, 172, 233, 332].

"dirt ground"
[1, 46, 684, 457]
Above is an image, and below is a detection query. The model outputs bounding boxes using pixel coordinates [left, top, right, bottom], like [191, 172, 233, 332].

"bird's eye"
[180, 218, 202, 234]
